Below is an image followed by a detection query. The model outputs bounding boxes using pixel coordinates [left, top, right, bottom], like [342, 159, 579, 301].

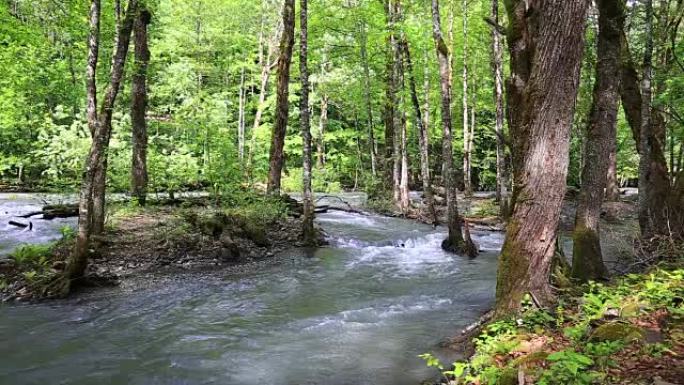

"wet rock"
[217, 238, 240, 262]
[589, 322, 644, 343]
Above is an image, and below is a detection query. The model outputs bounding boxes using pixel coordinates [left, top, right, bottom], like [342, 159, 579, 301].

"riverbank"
[422, 266, 684, 385]
[0, 194, 323, 302]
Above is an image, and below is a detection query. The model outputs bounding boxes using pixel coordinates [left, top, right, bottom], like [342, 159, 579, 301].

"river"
[0, 194, 503, 385]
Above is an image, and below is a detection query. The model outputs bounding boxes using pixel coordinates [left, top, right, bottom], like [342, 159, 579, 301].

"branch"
[483, 17, 506, 36]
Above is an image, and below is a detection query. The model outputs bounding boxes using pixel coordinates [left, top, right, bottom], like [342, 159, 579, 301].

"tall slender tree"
[431, 0, 475, 256]
[300, 0, 315, 245]
[496, 0, 588, 313]
[572, 0, 624, 282]
[67, 0, 139, 288]
[131, 6, 151, 206]
[491, 0, 509, 218]
[462, 0, 473, 197]
[266, 0, 296, 195]
[402, 40, 437, 223]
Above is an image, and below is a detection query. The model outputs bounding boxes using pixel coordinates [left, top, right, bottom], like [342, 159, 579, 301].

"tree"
[131, 6, 151, 206]
[357, 20, 378, 178]
[300, 0, 315, 245]
[462, 0, 472, 197]
[490, 0, 509, 218]
[266, 0, 295, 195]
[496, 0, 589, 313]
[67, 0, 138, 286]
[572, 0, 625, 282]
[402, 39, 437, 223]
[431, 0, 474, 256]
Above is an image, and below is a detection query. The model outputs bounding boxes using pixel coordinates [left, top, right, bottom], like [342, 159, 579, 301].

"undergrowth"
[421, 268, 684, 385]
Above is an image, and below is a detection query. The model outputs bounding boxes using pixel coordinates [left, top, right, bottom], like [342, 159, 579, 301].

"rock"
[589, 322, 644, 343]
[498, 368, 519, 385]
[620, 302, 642, 318]
[217, 238, 240, 262]
[511, 351, 550, 367]
[653, 377, 677, 385]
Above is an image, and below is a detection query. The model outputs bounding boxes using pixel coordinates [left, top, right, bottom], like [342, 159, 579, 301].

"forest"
[0, 0, 683, 384]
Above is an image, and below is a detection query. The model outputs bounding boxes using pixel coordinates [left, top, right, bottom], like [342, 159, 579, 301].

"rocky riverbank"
[0, 196, 324, 302]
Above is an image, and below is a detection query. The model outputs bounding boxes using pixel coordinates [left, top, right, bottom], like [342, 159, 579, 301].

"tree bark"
[266, 0, 295, 195]
[317, 94, 328, 168]
[491, 0, 509, 218]
[605, 143, 621, 201]
[432, 0, 473, 256]
[69, 0, 138, 283]
[358, 21, 378, 178]
[85, 0, 100, 137]
[238, 67, 246, 162]
[300, 0, 315, 245]
[462, 0, 473, 197]
[572, 0, 623, 283]
[496, 0, 588, 314]
[131, 7, 151, 206]
[403, 40, 437, 223]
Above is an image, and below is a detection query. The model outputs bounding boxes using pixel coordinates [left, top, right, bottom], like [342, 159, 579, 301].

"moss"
[498, 367, 519, 385]
[511, 351, 550, 367]
[589, 322, 644, 343]
[571, 224, 609, 282]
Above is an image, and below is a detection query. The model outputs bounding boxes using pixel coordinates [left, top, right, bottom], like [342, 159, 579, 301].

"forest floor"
[0, 195, 322, 302]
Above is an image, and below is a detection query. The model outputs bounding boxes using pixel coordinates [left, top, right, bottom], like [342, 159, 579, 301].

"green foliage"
[537, 350, 596, 385]
[10, 244, 52, 266]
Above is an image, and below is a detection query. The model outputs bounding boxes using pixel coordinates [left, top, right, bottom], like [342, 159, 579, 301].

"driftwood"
[9, 220, 32, 230]
[22, 204, 79, 220]
[315, 195, 370, 216]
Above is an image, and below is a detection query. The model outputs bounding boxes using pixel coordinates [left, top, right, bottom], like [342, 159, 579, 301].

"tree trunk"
[317, 94, 327, 168]
[358, 21, 378, 178]
[496, 0, 588, 314]
[238, 67, 246, 162]
[131, 7, 151, 206]
[605, 139, 621, 201]
[491, 0, 509, 218]
[266, 0, 295, 195]
[85, 0, 100, 137]
[572, 0, 623, 283]
[431, 0, 473, 256]
[69, 0, 138, 283]
[403, 40, 437, 223]
[300, 0, 315, 245]
[462, 0, 472, 197]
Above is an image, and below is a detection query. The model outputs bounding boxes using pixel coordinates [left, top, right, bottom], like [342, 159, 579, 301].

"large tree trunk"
[131, 7, 151, 206]
[403, 40, 437, 223]
[491, 0, 509, 218]
[572, 0, 623, 283]
[462, 0, 473, 197]
[68, 0, 138, 283]
[496, 0, 588, 314]
[266, 0, 295, 195]
[358, 21, 378, 178]
[300, 0, 315, 245]
[431, 0, 474, 256]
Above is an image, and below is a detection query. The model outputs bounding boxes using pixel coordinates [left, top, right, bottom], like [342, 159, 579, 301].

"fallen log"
[19, 204, 79, 220]
[9, 220, 32, 230]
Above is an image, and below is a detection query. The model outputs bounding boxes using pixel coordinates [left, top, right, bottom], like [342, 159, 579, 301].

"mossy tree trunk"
[266, 0, 295, 195]
[131, 7, 151, 206]
[572, 0, 624, 282]
[431, 0, 474, 257]
[69, 0, 138, 284]
[496, 0, 588, 314]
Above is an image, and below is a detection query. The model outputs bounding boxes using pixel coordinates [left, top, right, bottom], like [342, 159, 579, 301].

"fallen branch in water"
[314, 195, 370, 215]
[9, 220, 32, 230]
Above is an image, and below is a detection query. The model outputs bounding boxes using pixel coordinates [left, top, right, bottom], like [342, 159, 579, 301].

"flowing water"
[0, 194, 503, 385]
